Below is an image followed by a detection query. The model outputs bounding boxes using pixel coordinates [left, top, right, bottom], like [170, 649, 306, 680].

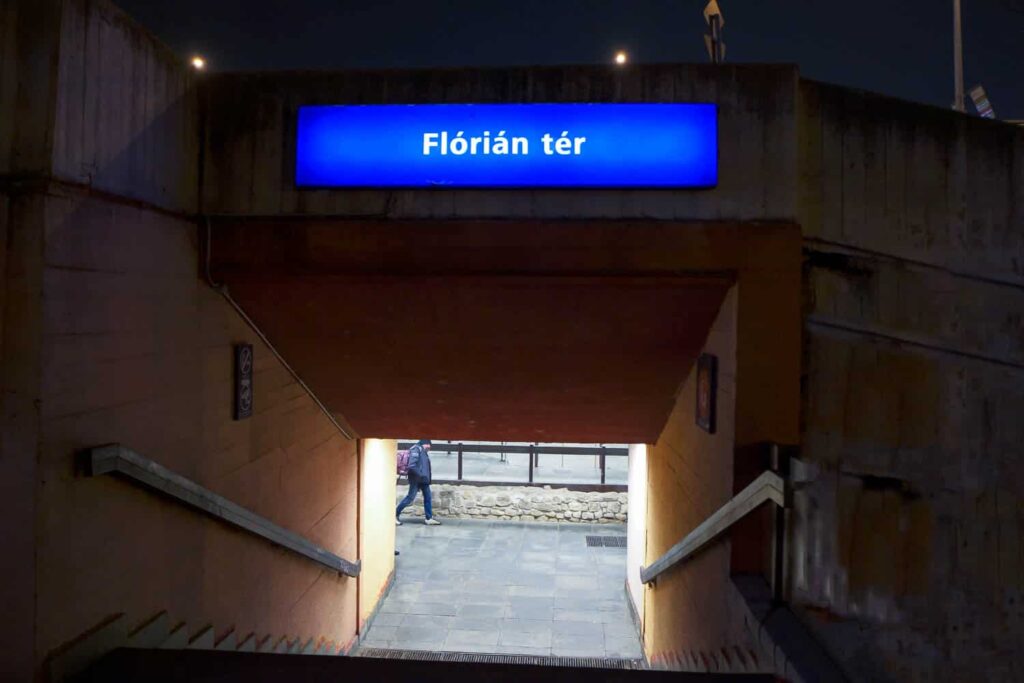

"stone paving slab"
[363, 518, 641, 660]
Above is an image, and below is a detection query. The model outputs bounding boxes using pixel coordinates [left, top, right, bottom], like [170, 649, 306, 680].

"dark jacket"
[407, 444, 432, 484]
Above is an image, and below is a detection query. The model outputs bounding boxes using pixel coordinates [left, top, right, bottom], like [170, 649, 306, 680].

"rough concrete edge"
[623, 578, 650, 669]
[731, 574, 850, 683]
[351, 568, 397, 654]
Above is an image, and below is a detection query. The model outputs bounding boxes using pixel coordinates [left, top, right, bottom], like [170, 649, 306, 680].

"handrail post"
[770, 444, 790, 604]
[457, 443, 463, 481]
[638, 469, 786, 585]
[528, 444, 534, 483]
[600, 446, 606, 484]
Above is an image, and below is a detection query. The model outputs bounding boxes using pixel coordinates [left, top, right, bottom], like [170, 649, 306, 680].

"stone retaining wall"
[396, 483, 628, 523]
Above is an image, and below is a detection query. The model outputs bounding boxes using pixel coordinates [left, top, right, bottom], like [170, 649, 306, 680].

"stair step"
[214, 629, 236, 651]
[187, 625, 214, 650]
[126, 612, 169, 649]
[159, 623, 188, 649]
[237, 633, 256, 653]
[48, 614, 128, 682]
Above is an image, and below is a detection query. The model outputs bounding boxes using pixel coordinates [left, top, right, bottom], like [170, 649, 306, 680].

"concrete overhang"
[207, 219, 764, 442]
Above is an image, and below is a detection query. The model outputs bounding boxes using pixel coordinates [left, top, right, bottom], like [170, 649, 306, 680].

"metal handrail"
[640, 470, 787, 585]
[397, 442, 628, 456]
[85, 444, 361, 578]
[398, 441, 628, 485]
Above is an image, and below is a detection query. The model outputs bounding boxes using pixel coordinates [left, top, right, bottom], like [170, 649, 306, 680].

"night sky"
[117, 0, 1024, 119]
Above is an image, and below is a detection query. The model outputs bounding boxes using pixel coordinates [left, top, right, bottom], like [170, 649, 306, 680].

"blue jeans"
[396, 478, 432, 519]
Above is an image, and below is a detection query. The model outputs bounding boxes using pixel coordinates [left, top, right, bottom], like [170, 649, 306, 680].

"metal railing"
[85, 444, 361, 577]
[640, 445, 790, 593]
[397, 441, 628, 487]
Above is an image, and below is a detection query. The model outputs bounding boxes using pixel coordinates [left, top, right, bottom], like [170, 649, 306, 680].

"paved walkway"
[361, 518, 642, 659]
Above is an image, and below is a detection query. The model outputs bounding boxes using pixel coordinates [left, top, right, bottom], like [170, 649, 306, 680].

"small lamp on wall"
[695, 353, 717, 434]
[234, 344, 254, 420]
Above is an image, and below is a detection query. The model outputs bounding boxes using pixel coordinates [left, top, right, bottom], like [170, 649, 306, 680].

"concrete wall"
[642, 286, 744, 669]
[0, 0, 18, 174]
[359, 439, 397, 630]
[795, 82, 1024, 681]
[1, 0, 64, 177]
[0, 1, 369, 677]
[0, 190, 44, 681]
[34, 190, 360, 666]
[626, 444, 648, 623]
[200, 64, 798, 222]
[50, 0, 198, 212]
[1, 3, 62, 677]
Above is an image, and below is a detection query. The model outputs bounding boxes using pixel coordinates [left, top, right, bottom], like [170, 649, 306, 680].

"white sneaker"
[424, 518, 441, 526]
[395, 518, 402, 526]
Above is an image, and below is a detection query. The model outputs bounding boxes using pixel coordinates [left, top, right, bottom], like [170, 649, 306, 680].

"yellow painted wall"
[33, 192, 362, 665]
[640, 226, 802, 669]
[643, 287, 740, 667]
[358, 438, 397, 629]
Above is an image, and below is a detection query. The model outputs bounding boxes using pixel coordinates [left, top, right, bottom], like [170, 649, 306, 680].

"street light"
[703, 0, 725, 64]
[191, 55, 206, 70]
[614, 51, 628, 65]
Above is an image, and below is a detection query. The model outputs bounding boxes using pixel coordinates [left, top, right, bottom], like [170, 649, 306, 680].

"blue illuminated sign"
[295, 104, 717, 188]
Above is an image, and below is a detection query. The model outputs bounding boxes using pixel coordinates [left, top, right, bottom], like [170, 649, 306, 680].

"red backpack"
[396, 449, 411, 476]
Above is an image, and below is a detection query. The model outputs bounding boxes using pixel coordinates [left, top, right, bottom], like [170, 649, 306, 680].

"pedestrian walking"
[396, 439, 441, 526]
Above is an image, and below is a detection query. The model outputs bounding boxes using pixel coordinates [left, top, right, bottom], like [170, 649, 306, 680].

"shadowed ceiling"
[211, 220, 735, 442]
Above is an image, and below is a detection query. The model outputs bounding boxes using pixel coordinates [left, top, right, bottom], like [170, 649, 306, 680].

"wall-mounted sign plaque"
[234, 344, 254, 421]
[696, 353, 717, 434]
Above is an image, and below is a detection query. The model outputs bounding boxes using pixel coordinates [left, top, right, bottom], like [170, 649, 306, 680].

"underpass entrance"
[211, 219, 801, 669]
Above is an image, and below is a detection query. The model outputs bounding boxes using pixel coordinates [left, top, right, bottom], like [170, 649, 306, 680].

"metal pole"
[953, 0, 964, 112]
[711, 15, 722, 64]
[600, 447, 607, 485]
[457, 443, 463, 481]
[528, 444, 534, 484]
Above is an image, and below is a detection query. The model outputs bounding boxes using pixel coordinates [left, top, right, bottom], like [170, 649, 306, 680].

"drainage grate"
[357, 647, 645, 670]
[586, 535, 627, 548]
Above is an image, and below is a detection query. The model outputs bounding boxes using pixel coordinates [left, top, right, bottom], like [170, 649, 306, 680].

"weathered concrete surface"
[1, 0, 64, 177]
[0, 0, 18, 174]
[0, 190, 43, 681]
[795, 81, 1024, 682]
[0, 1, 362, 679]
[799, 81, 1024, 282]
[200, 64, 798, 222]
[806, 249, 1024, 366]
[33, 188, 360, 675]
[50, 0, 198, 213]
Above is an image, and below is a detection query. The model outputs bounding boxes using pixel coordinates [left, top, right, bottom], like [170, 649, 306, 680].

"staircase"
[77, 647, 775, 682]
[46, 610, 351, 682]
[52, 610, 775, 683]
